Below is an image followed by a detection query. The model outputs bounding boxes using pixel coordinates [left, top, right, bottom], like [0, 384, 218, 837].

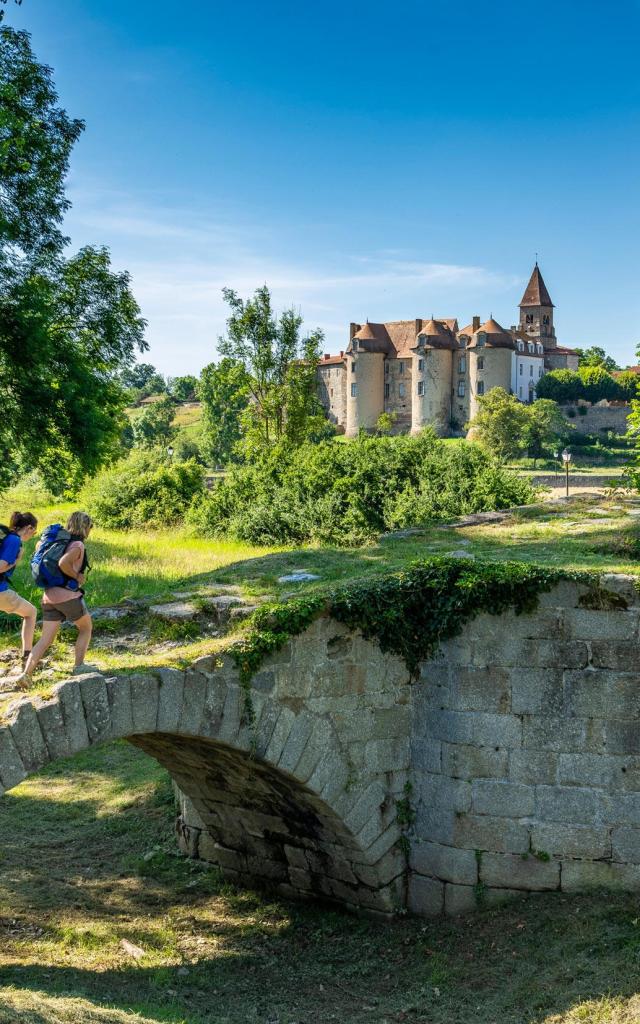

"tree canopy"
[574, 346, 620, 372]
[467, 388, 568, 463]
[0, 27, 146, 489]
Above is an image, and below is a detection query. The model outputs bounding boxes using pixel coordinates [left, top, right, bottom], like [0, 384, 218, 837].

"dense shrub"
[538, 367, 626, 404]
[187, 431, 535, 546]
[81, 450, 204, 529]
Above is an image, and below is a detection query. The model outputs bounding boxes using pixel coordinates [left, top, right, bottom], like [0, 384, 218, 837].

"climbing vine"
[229, 557, 592, 689]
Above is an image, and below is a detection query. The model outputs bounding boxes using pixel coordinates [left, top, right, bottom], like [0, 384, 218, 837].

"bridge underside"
[131, 733, 402, 914]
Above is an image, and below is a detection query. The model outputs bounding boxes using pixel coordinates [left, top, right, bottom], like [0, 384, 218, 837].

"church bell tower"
[519, 263, 556, 350]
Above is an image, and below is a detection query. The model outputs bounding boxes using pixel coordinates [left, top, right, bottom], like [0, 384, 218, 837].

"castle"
[316, 263, 579, 436]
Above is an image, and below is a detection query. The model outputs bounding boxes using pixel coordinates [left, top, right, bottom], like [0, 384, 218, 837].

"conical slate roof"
[520, 263, 554, 307]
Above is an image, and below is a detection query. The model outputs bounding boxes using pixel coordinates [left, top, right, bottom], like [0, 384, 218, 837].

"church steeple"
[518, 262, 556, 348]
[519, 262, 554, 308]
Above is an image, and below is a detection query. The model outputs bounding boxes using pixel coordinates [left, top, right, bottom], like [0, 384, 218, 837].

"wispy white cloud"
[64, 186, 519, 374]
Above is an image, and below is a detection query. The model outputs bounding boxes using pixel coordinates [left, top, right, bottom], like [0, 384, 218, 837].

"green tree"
[198, 357, 251, 465]
[616, 370, 640, 403]
[218, 285, 328, 454]
[574, 346, 620, 372]
[466, 388, 529, 462]
[578, 365, 622, 403]
[536, 369, 585, 404]
[167, 374, 198, 402]
[0, 27, 147, 487]
[523, 399, 568, 465]
[132, 395, 176, 450]
[0, 247, 145, 488]
[376, 411, 398, 435]
[120, 362, 165, 397]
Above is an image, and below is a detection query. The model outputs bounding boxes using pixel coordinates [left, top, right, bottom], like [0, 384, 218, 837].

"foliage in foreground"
[188, 430, 535, 545]
[80, 450, 204, 529]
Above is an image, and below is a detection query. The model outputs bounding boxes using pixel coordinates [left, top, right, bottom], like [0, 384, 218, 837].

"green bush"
[187, 431, 535, 546]
[81, 450, 205, 529]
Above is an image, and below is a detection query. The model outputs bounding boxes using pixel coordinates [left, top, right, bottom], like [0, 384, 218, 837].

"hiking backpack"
[30, 524, 80, 590]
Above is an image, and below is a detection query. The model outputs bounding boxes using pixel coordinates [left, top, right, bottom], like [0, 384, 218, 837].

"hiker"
[17, 511, 97, 687]
[0, 512, 38, 673]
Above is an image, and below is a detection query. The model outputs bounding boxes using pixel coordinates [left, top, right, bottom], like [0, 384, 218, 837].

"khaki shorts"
[42, 597, 89, 623]
[0, 589, 35, 616]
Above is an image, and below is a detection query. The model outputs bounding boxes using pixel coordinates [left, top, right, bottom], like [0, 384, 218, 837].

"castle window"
[543, 314, 550, 325]
[459, 356, 466, 373]
[417, 381, 425, 396]
[384, 382, 390, 399]
[528, 343, 534, 354]
[537, 343, 544, 354]
[399, 383, 406, 398]
[477, 357, 484, 370]
[519, 386, 523, 398]
[517, 341, 524, 352]
[519, 363, 523, 375]
[351, 383, 357, 398]
[385, 361, 389, 375]
[526, 314, 534, 325]
[418, 358, 424, 371]
[476, 380, 484, 396]
[530, 365, 534, 376]
[458, 381, 465, 397]
[351, 361, 356, 373]
[352, 340, 358, 351]
[399, 362, 405, 375]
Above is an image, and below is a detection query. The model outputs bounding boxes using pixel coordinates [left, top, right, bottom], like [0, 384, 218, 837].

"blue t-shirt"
[0, 533, 21, 592]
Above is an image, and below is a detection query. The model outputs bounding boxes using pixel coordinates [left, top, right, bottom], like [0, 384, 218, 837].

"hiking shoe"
[10, 672, 32, 692]
[71, 663, 101, 676]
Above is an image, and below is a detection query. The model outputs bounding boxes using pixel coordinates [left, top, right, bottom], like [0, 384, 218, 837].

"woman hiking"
[18, 511, 97, 688]
[0, 512, 38, 674]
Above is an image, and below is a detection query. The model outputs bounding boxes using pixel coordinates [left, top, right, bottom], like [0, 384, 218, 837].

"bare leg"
[20, 602, 37, 656]
[73, 613, 93, 667]
[24, 620, 61, 677]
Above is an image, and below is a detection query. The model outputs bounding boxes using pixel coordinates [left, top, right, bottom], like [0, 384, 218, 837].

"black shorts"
[42, 597, 89, 623]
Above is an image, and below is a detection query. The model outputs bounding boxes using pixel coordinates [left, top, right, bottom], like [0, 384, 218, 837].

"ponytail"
[9, 512, 38, 531]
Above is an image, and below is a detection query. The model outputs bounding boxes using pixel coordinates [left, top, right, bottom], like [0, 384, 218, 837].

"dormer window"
[528, 343, 534, 354]
[517, 340, 524, 352]
[418, 334, 426, 346]
[477, 334, 486, 347]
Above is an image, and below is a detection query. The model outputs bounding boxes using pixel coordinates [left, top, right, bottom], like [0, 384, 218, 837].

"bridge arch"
[0, 618, 410, 914]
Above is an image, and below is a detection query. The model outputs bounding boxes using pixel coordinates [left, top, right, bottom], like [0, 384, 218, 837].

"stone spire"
[519, 263, 554, 308]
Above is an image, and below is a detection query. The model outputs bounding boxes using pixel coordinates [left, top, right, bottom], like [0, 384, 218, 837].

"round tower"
[345, 323, 385, 436]
[467, 317, 515, 422]
[411, 319, 456, 436]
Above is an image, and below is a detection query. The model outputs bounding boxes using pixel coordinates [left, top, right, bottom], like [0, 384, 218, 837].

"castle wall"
[317, 363, 346, 428]
[346, 352, 384, 436]
[384, 357, 413, 432]
[468, 347, 513, 420]
[411, 348, 452, 436]
[561, 402, 631, 436]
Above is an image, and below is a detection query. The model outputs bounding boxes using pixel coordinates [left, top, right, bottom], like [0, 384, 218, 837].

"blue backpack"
[30, 524, 80, 591]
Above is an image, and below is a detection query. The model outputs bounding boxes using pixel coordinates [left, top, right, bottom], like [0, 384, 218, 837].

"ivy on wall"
[230, 557, 588, 686]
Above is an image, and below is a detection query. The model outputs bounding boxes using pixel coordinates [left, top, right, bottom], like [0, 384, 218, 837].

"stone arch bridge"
[1, 573, 640, 917]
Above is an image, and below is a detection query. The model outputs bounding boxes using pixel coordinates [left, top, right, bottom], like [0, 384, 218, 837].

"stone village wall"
[2, 573, 640, 917]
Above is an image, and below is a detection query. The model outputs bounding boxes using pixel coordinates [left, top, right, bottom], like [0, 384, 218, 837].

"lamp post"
[562, 447, 571, 499]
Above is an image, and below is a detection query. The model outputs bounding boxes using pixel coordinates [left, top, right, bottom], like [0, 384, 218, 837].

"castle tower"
[411, 320, 456, 436]
[467, 317, 515, 421]
[345, 323, 385, 436]
[518, 263, 557, 349]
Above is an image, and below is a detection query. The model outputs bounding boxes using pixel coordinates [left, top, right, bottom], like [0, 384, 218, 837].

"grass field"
[2, 742, 640, 1023]
[0, 491, 639, 687]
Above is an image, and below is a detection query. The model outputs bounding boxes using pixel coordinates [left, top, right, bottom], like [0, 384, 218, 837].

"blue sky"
[8, 0, 640, 374]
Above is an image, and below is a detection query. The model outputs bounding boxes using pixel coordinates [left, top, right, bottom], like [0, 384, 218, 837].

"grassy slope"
[2, 744, 640, 1023]
[0, 492, 639, 686]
